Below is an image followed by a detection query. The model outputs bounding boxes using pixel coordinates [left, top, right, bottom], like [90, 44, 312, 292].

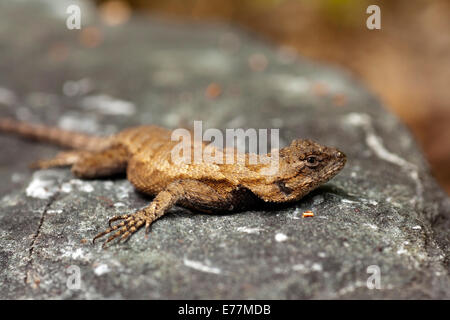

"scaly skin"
[0, 118, 346, 248]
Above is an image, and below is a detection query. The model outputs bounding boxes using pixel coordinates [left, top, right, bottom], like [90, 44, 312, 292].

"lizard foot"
[92, 184, 182, 248]
[93, 209, 155, 248]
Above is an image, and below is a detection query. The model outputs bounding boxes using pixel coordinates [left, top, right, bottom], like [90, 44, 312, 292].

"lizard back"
[115, 126, 240, 196]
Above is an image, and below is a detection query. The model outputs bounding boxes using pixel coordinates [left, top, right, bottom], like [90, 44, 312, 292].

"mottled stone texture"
[0, 0, 448, 299]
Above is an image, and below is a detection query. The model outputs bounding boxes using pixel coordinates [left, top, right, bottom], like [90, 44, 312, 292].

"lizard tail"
[0, 117, 114, 151]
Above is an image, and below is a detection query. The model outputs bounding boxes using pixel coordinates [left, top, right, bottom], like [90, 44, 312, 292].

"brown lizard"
[0, 117, 346, 247]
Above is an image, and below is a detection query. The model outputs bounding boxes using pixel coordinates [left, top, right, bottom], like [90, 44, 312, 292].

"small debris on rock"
[302, 210, 314, 218]
[205, 82, 222, 100]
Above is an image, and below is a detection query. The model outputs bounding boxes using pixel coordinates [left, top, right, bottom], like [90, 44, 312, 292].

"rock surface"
[0, 0, 448, 299]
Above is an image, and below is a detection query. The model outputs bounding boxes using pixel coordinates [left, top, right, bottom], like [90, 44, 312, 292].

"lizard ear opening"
[275, 180, 292, 196]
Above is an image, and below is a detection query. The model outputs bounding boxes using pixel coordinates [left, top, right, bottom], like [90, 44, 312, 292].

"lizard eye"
[305, 156, 320, 168]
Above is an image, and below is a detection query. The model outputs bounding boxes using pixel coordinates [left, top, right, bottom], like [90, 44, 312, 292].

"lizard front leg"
[93, 179, 234, 248]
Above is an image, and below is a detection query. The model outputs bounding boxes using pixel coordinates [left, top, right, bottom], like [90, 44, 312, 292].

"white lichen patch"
[292, 261, 323, 273]
[11, 173, 26, 183]
[78, 182, 94, 193]
[26, 171, 60, 199]
[81, 94, 136, 116]
[287, 208, 302, 220]
[396, 242, 410, 255]
[47, 209, 63, 214]
[275, 233, 288, 242]
[341, 197, 378, 206]
[61, 183, 72, 193]
[116, 183, 134, 200]
[113, 202, 126, 208]
[58, 113, 100, 134]
[0, 86, 17, 105]
[93, 263, 110, 276]
[311, 263, 323, 272]
[61, 179, 94, 193]
[344, 112, 424, 210]
[183, 258, 222, 275]
[62, 248, 85, 260]
[103, 181, 115, 190]
[270, 74, 311, 96]
[341, 199, 358, 204]
[237, 227, 263, 234]
[292, 264, 306, 272]
[363, 223, 378, 231]
[62, 78, 93, 96]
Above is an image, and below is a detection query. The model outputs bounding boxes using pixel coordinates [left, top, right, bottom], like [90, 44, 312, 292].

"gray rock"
[0, 0, 448, 299]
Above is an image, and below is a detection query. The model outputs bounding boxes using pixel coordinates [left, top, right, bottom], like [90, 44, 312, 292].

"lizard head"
[246, 139, 346, 203]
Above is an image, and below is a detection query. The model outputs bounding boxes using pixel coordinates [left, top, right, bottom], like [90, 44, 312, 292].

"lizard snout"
[335, 150, 346, 160]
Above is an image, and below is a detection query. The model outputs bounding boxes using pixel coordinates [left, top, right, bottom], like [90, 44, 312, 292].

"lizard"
[0, 117, 346, 247]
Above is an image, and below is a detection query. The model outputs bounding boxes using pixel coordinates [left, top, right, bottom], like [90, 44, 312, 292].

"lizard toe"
[93, 221, 123, 244]
[108, 214, 131, 227]
[94, 215, 146, 248]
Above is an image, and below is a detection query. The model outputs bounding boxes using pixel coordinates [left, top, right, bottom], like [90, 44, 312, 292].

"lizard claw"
[92, 221, 125, 245]
[145, 221, 152, 234]
[108, 214, 131, 228]
[93, 212, 148, 248]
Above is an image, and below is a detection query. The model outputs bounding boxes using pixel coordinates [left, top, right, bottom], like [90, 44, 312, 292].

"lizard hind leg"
[71, 145, 129, 179]
[30, 150, 91, 169]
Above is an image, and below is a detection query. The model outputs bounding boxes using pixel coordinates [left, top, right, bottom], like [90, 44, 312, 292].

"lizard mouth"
[321, 152, 346, 182]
